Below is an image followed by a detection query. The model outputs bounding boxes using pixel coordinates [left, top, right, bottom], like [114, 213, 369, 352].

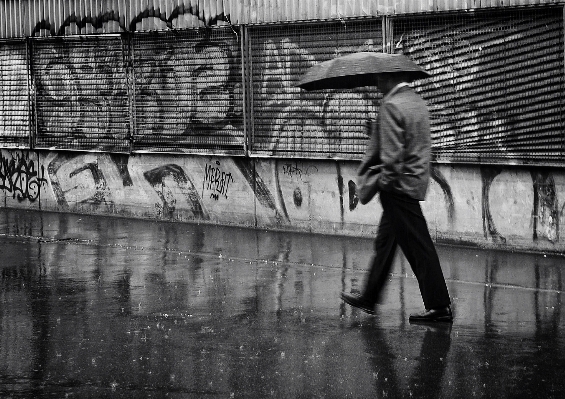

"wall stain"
[235, 158, 289, 224]
[430, 166, 455, 223]
[531, 170, 559, 242]
[480, 166, 506, 243]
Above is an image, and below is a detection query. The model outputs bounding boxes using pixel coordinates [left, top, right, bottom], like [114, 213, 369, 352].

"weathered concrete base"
[1, 149, 563, 254]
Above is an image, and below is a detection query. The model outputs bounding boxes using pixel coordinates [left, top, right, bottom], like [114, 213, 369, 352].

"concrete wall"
[1, 149, 563, 254]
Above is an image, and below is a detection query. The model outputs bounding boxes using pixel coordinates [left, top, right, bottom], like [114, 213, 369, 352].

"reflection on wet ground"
[0, 209, 564, 398]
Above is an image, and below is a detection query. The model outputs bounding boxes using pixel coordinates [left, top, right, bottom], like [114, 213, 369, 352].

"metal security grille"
[0, 40, 30, 147]
[394, 8, 565, 164]
[32, 35, 130, 152]
[249, 19, 383, 159]
[132, 28, 244, 154]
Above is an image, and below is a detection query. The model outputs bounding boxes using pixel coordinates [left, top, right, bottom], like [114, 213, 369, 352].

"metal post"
[26, 37, 36, 149]
[563, 5, 565, 156]
[124, 32, 135, 154]
[240, 24, 248, 156]
[241, 24, 253, 157]
[382, 15, 394, 54]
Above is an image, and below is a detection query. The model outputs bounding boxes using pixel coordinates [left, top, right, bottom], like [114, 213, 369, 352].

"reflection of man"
[341, 72, 452, 322]
[362, 322, 452, 398]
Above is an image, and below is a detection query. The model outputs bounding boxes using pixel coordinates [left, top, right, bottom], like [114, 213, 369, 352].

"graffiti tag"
[281, 161, 318, 181]
[204, 161, 234, 201]
[0, 153, 48, 202]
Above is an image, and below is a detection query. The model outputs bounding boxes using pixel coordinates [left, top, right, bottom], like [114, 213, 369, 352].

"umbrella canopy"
[296, 52, 430, 91]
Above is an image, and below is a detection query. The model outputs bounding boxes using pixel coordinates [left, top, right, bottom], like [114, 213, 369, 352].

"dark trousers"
[363, 191, 451, 310]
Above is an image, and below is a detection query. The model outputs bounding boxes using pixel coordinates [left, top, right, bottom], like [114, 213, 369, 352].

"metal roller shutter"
[249, 19, 383, 159]
[395, 8, 565, 165]
[31, 35, 130, 152]
[131, 28, 244, 154]
[0, 40, 30, 147]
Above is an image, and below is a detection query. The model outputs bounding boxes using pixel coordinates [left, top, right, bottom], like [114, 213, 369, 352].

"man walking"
[341, 71, 452, 322]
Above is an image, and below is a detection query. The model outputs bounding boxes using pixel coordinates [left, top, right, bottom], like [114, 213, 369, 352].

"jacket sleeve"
[376, 101, 405, 192]
[357, 120, 380, 179]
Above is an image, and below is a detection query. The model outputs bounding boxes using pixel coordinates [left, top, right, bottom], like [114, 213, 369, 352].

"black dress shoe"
[409, 306, 453, 323]
[340, 292, 375, 315]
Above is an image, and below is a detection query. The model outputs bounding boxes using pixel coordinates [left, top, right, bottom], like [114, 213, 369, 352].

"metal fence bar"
[30, 34, 131, 152]
[247, 18, 384, 159]
[0, 38, 31, 148]
[394, 6, 565, 164]
[130, 26, 245, 154]
[240, 24, 250, 156]
[125, 32, 135, 154]
[27, 38, 35, 149]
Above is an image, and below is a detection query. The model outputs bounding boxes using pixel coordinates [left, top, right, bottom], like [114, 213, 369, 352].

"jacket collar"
[383, 82, 410, 101]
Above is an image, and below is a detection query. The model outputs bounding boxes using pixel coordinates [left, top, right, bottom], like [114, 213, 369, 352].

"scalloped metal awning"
[1, 0, 564, 38]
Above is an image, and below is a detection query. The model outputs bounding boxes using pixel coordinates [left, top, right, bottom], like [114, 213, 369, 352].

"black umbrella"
[296, 52, 430, 91]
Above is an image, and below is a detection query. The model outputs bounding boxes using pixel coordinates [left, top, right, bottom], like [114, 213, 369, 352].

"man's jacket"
[357, 83, 431, 201]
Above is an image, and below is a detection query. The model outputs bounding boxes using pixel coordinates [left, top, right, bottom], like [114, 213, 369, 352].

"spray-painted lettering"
[281, 162, 318, 180]
[204, 161, 234, 200]
[0, 153, 48, 202]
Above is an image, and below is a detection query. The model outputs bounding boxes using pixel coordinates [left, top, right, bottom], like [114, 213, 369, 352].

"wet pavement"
[0, 208, 564, 398]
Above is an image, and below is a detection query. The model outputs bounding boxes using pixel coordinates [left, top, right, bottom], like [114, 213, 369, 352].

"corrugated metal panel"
[0, 0, 25, 38]
[0, 40, 30, 147]
[395, 8, 565, 163]
[249, 19, 383, 159]
[1, 3, 565, 165]
[131, 27, 244, 154]
[1, 1, 565, 38]
[31, 35, 131, 151]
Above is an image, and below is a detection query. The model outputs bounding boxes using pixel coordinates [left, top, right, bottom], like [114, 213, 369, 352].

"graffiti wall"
[3, 8, 563, 161]
[1, 149, 563, 253]
[1, 7, 565, 253]
[26, 29, 245, 153]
